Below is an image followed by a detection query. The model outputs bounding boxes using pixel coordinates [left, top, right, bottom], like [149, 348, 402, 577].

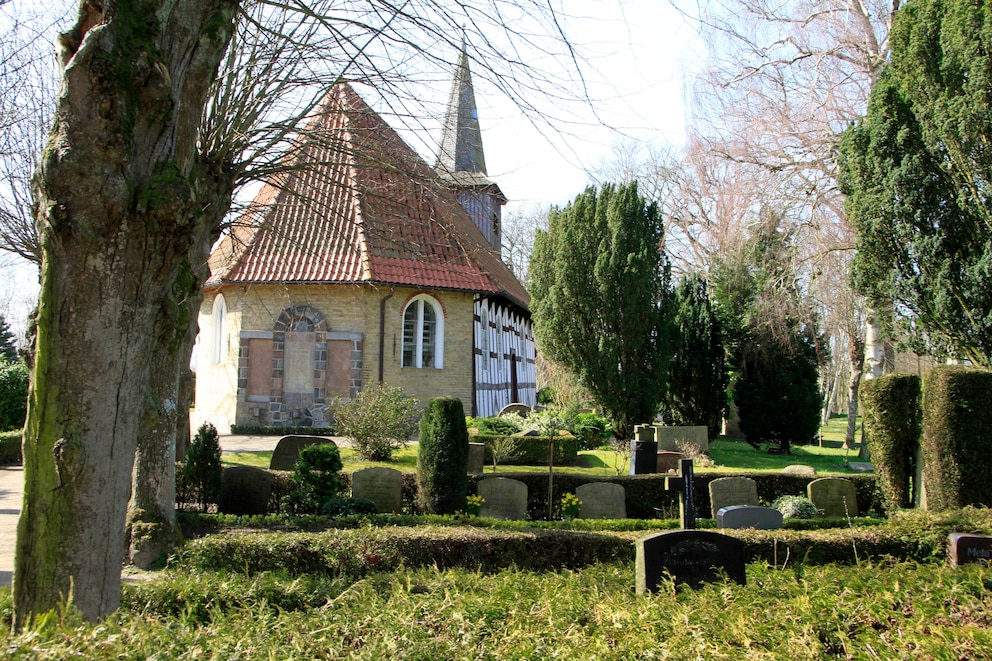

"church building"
[192, 48, 537, 431]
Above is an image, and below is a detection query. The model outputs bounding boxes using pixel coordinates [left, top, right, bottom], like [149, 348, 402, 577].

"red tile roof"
[206, 84, 529, 309]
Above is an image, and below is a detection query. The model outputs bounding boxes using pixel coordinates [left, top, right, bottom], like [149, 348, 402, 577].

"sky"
[0, 0, 705, 341]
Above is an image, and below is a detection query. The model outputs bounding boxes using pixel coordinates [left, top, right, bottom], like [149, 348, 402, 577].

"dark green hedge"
[861, 373, 921, 512]
[0, 429, 21, 465]
[417, 398, 469, 514]
[476, 433, 579, 466]
[921, 367, 992, 510]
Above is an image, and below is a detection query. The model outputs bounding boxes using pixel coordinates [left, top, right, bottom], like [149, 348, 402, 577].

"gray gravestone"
[707, 476, 759, 519]
[576, 482, 626, 519]
[467, 442, 485, 475]
[807, 477, 859, 518]
[947, 533, 992, 567]
[781, 464, 817, 477]
[846, 461, 875, 473]
[478, 477, 528, 519]
[653, 425, 709, 453]
[218, 466, 274, 516]
[717, 505, 783, 530]
[351, 467, 404, 513]
[636, 530, 746, 592]
[269, 435, 331, 471]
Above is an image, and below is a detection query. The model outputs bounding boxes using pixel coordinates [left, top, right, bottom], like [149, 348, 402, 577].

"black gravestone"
[630, 440, 658, 475]
[636, 530, 746, 592]
[269, 435, 331, 471]
[948, 533, 992, 567]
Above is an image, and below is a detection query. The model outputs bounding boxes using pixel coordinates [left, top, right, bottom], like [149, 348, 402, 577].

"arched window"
[211, 294, 227, 365]
[402, 295, 444, 368]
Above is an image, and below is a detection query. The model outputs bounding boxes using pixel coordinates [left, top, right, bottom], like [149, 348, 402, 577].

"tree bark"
[845, 334, 865, 450]
[14, 0, 236, 624]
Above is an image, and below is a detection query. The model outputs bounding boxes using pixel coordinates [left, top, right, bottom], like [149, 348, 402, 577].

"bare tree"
[500, 203, 547, 285]
[11, 0, 594, 625]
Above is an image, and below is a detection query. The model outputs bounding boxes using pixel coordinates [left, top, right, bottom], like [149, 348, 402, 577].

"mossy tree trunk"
[14, 0, 236, 624]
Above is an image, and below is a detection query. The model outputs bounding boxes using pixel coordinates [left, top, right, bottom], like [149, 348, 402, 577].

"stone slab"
[653, 425, 709, 453]
[846, 462, 875, 473]
[717, 505, 783, 530]
[218, 466, 274, 515]
[657, 451, 685, 474]
[707, 476, 759, 519]
[576, 482, 626, 519]
[269, 435, 331, 471]
[636, 530, 746, 592]
[808, 477, 859, 518]
[478, 477, 528, 519]
[630, 440, 658, 475]
[781, 464, 817, 477]
[467, 442, 485, 475]
[284, 331, 315, 394]
[948, 533, 992, 568]
[351, 466, 404, 514]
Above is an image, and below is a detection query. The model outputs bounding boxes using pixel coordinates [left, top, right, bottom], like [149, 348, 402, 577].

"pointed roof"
[206, 83, 528, 309]
[435, 44, 504, 198]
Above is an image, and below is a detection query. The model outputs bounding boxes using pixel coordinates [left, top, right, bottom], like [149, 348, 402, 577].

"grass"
[3, 560, 991, 658]
[223, 416, 866, 477]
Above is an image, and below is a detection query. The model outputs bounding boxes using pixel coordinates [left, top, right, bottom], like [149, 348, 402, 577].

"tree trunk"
[14, 0, 236, 625]
[844, 334, 865, 450]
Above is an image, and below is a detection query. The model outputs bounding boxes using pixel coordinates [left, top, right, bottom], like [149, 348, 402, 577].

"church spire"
[436, 40, 487, 175]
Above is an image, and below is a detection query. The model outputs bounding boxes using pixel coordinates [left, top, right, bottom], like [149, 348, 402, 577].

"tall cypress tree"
[530, 182, 671, 440]
[660, 274, 727, 438]
[0, 315, 17, 363]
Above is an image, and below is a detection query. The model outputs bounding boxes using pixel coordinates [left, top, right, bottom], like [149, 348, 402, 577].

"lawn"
[223, 415, 865, 477]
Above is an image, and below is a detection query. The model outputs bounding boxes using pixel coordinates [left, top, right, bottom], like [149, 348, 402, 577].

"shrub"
[332, 383, 421, 461]
[0, 429, 21, 465]
[182, 423, 223, 512]
[282, 443, 346, 514]
[772, 495, 821, 519]
[921, 366, 992, 510]
[469, 413, 525, 436]
[417, 397, 470, 514]
[477, 434, 578, 466]
[572, 412, 613, 450]
[321, 497, 378, 517]
[860, 373, 921, 513]
[0, 360, 28, 431]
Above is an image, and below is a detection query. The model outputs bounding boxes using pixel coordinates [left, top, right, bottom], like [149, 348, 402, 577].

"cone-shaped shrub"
[861, 372, 921, 513]
[417, 397, 469, 514]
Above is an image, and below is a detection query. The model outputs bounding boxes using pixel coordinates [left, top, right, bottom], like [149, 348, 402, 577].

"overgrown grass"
[3, 560, 990, 658]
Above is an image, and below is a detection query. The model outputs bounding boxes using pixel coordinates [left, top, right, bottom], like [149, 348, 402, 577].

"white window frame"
[402, 294, 444, 369]
[211, 294, 227, 365]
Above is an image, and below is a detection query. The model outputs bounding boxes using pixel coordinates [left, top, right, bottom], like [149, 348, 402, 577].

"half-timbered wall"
[473, 297, 536, 417]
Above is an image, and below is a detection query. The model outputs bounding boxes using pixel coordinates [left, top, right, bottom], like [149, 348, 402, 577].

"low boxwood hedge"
[476, 433, 578, 466]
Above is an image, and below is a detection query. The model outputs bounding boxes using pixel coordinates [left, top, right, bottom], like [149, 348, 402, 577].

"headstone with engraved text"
[576, 482, 626, 519]
[478, 477, 528, 519]
[351, 467, 404, 513]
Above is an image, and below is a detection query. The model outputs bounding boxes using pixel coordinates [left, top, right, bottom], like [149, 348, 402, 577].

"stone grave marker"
[947, 533, 992, 567]
[656, 451, 685, 474]
[717, 505, 783, 530]
[781, 464, 817, 477]
[846, 461, 875, 473]
[467, 442, 485, 475]
[269, 435, 331, 471]
[576, 482, 626, 519]
[807, 477, 859, 518]
[707, 476, 759, 519]
[218, 466, 274, 516]
[653, 425, 709, 453]
[351, 467, 404, 513]
[630, 426, 659, 475]
[478, 477, 528, 519]
[665, 458, 698, 529]
[636, 530, 747, 593]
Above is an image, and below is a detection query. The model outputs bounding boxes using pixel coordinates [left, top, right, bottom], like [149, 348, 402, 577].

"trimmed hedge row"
[860, 373, 921, 513]
[922, 367, 992, 510]
[467, 471, 883, 521]
[176, 506, 992, 577]
[0, 430, 20, 465]
[476, 433, 578, 466]
[229, 425, 337, 436]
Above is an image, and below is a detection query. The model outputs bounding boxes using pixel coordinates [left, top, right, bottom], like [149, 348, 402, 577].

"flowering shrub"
[773, 495, 822, 519]
[560, 493, 582, 519]
[464, 494, 484, 516]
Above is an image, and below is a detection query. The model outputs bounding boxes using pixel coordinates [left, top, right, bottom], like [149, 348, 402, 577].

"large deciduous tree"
[840, 0, 992, 367]
[529, 182, 672, 441]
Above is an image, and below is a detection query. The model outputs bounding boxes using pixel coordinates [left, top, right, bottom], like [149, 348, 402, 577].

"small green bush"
[282, 443, 346, 514]
[332, 383, 421, 461]
[0, 429, 21, 465]
[0, 360, 28, 431]
[183, 423, 223, 512]
[321, 497, 378, 517]
[469, 413, 525, 436]
[417, 397, 469, 514]
[572, 412, 613, 450]
[860, 372, 921, 512]
[921, 367, 992, 510]
[772, 495, 821, 519]
[478, 434, 578, 466]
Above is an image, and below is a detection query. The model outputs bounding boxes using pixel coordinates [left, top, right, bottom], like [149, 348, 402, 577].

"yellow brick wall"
[192, 283, 477, 430]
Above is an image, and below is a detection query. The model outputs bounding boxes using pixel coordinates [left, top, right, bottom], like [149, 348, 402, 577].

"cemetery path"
[0, 434, 293, 588]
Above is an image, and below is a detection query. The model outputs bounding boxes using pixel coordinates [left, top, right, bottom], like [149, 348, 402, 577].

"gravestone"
[467, 442, 485, 475]
[351, 467, 404, 513]
[947, 533, 992, 568]
[665, 459, 697, 529]
[269, 435, 331, 471]
[218, 466, 274, 515]
[630, 425, 658, 475]
[478, 477, 528, 519]
[781, 464, 817, 477]
[707, 476, 759, 519]
[636, 531, 746, 592]
[653, 425, 709, 453]
[576, 482, 626, 519]
[807, 477, 859, 518]
[656, 451, 685, 474]
[717, 505, 783, 530]
[846, 461, 875, 473]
